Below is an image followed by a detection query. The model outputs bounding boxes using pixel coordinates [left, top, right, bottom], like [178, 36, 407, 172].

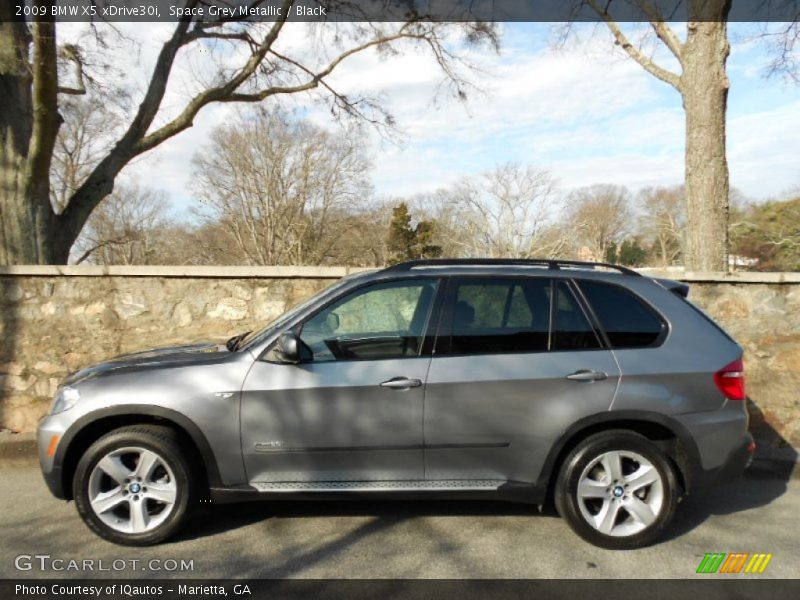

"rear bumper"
[691, 433, 755, 490]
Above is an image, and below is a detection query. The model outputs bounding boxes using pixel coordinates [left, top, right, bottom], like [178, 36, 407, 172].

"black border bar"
[5, 0, 800, 23]
[3, 579, 800, 600]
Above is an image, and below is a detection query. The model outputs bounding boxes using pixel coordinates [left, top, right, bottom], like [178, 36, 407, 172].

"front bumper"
[691, 432, 756, 490]
[37, 415, 70, 500]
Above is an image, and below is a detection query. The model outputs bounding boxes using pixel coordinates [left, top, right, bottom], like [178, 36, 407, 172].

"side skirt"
[209, 480, 545, 506]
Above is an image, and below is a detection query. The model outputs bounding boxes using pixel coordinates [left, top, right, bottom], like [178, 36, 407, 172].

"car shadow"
[663, 396, 797, 542]
[173, 497, 545, 543]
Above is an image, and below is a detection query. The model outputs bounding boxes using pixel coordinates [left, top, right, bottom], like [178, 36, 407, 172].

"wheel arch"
[538, 410, 702, 502]
[57, 406, 222, 500]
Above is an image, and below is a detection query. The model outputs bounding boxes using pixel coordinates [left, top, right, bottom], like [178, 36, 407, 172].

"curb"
[0, 433, 37, 466]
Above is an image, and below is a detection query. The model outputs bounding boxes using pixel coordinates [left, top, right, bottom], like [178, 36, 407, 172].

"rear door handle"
[380, 377, 422, 390]
[566, 369, 608, 382]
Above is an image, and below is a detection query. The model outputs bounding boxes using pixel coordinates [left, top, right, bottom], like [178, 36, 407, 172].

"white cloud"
[728, 100, 800, 197]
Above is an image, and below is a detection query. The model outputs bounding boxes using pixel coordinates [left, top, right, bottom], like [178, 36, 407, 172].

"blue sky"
[114, 21, 800, 218]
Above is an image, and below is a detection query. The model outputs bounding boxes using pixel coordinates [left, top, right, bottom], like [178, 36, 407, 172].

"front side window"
[299, 279, 438, 362]
[578, 280, 665, 348]
[440, 278, 551, 355]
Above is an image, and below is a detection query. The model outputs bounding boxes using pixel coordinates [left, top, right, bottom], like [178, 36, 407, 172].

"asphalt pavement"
[1, 460, 798, 579]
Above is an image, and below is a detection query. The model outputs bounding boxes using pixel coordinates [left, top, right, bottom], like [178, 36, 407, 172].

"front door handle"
[380, 377, 422, 390]
[566, 369, 608, 382]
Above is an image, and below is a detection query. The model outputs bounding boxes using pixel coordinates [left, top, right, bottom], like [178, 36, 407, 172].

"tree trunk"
[682, 3, 731, 271]
[0, 8, 67, 264]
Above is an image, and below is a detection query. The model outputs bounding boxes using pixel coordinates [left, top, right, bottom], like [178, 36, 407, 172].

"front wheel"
[73, 425, 193, 546]
[554, 430, 679, 549]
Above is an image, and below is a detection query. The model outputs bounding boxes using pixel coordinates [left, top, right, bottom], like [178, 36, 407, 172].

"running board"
[250, 479, 507, 493]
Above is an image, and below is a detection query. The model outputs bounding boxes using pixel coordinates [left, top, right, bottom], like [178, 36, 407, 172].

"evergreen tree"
[387, 203, 443, 264]
[413, 220, 443, 260]
[387, 203, 417, 263]
[618, 238, 648, 266]
[605, 242, 618, 264]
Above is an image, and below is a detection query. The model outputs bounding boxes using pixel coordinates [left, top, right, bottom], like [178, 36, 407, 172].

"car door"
[424, 276, 620, 484]
[241, 278, 441, 484]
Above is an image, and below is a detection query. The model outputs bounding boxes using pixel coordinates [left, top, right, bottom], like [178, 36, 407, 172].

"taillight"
[714, 358, 745, 400]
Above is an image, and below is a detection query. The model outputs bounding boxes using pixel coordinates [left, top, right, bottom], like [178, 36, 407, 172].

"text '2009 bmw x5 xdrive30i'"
[37, 259, 755, 549]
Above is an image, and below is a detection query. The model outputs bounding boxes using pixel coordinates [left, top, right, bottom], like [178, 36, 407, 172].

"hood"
[63, 341, 229, 385]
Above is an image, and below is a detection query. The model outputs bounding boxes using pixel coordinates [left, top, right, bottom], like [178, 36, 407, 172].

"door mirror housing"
[326, 311, 340, 332]
[274, 331, 302, 364]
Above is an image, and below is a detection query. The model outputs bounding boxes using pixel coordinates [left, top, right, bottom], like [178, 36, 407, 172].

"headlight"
[50, 386, 80, 415]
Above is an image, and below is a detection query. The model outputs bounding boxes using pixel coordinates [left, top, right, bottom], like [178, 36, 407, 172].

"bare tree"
[757, 19, 800, 82]
[565, 184, 632, 262]
[431, 163, 565, 258]
[73, 185, 172, 265]
[192, 109, 372, 265]
[333, 205, 392, 266]
[0, 1, 497, 264]
[49, 96, 122, 214]
[638, 185, 685, 266]
[565, 0, 732, 271]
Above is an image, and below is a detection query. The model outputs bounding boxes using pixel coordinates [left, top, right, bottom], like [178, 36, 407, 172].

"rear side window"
[553, 281, 602, 351]
[578, 280, 665, 348]
[442, 278, 551, 355]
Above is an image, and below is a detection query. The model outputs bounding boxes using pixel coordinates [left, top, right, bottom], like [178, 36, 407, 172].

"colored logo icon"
[696, 553, 773, 574]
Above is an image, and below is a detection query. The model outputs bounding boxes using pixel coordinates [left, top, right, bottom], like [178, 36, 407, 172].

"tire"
[554, 430, 679, 550]
[73, 425, 193, 546]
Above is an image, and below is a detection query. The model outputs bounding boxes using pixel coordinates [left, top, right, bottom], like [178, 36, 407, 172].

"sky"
[88, 21, 800, 219]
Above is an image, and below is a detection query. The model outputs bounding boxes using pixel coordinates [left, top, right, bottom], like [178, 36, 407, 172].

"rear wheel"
[555, 430, 679, 549]
[73, 425, 193, 546]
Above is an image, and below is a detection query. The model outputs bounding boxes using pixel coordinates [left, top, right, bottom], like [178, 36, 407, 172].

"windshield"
[238, 276, 357, 351]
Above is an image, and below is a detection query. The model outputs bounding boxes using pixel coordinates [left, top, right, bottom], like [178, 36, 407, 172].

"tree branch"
[74, 235, 130, 264]
[134, 23, 416, 155]
[634, 0, 685, 64]
[587, 0, 683, 92]
[58, 2, 202, 242]
[132, 0, 294, 156]
[57, 44, 86, 95]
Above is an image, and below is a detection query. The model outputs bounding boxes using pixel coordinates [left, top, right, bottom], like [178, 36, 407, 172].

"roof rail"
[384, 258, 641, 277]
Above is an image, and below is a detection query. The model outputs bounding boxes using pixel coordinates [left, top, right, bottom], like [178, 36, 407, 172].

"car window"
[552, 281, 602, 351]
[578, 280, 665, 348]
[442, 278, 551, 355]
[240, 276, 354, 350]
[299, 279, 438, 362]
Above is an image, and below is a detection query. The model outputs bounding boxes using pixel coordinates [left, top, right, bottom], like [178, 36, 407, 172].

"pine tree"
[413, 220, 443, 260]
[387, 203, 443, 264]
[618, 238, 648, 266]
[387, 203, 417, 264]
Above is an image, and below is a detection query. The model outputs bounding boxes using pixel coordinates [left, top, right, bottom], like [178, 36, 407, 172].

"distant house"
[577, 246, 596, 262]
[728, 254, 759, 270]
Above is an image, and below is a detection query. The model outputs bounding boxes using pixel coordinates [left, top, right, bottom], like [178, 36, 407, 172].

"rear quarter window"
[578, 280, 665, 348]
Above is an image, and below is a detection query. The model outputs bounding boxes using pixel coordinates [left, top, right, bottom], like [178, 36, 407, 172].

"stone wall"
[687, 279, 800, 447]
[1, 266, 798, 448]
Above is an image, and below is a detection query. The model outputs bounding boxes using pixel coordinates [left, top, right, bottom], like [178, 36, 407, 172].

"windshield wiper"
[225, 331, 251, 352]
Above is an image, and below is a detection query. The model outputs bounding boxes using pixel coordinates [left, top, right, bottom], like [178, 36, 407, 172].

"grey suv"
[37, 259, 754, 548]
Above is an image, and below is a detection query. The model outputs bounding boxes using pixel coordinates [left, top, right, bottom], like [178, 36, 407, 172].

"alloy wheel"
[87, 446, 178, 534]
[575, 449, 665, 537]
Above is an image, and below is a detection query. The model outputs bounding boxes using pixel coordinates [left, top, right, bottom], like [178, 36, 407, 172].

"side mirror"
[274, 331, 301, 364]
[326, 311, 340, 332]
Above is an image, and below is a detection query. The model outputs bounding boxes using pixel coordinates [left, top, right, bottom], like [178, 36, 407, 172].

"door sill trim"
[250, 479, 506, 493]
